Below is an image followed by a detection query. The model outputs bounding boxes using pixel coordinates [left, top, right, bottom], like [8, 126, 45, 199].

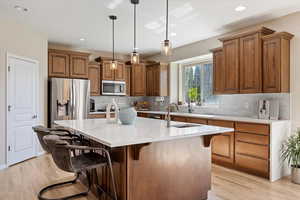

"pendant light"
[161, 0, 172, 56]
[109, 15, 118, 70]
[131, 0, 140, 64]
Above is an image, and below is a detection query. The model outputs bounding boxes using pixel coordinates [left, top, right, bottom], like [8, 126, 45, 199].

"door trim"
[6, 52, 40, 166]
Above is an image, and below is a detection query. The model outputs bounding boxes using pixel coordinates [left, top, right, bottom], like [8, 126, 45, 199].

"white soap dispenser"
[112, 98, 119, 124]
[106, 98, 119, 124]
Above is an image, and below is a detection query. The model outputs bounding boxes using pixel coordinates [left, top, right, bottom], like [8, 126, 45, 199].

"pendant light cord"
[112, 19, 115, 61]
[166, 0, 169, 40]
[134, 4, 137, 52]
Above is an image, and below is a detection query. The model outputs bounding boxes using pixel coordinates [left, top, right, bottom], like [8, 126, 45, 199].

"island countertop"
[55, 117, 234, 147]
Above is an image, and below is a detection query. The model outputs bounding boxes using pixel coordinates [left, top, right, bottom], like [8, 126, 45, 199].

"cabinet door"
[115, 62, 126, 81]
[208, 120, 235, 165]
[146, 66, 154, 96]
[70, 55, 89, 79]
[88, 64, 100, 96]
[125, 66, 131, 96]
[102, 61, 115, 80]
[213, 49, 224, 94]
[240, 33, 262, 93]
[131, 64, 146, 96]
[223, 39, 239, 93]
[48, 52, 70, 78]
[159, 63, 169, 96]
[263, 38, 281, 93]
[153, 66, 161, 96]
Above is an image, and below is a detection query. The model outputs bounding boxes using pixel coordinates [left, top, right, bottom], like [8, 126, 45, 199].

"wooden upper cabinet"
[262, 32, 294, 93]
[69, 54, 89, 79]
[131, 64, 146, 96]
[146, 63, 169, 97]
[211, 48, 224, 94]
[222, 39, 240, 94]
[48, 50, 70, 78]
[48, 49, 90, 79]
[239, 33, 262, 93]
[101, 61, 115, 80]
[125, 66, 131, 96]
[115, 62, 126, 81]
[88, 62, 101, 96]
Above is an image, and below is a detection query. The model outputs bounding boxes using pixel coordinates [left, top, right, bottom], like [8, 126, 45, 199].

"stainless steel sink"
[171, 124, 201, 128]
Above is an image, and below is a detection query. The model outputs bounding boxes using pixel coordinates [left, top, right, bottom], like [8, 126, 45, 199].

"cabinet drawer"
[171, 116, 187, 122]
[88, 114, 106, 119]
[137, 113, 148, 118]
[208, 120, 234, 128]
[187, 117, 207, 124]
[236, 132, 269, 145]
[235, 154, 269, 176]
[236, 141, 269, 160]
[236, 122, 269, 135]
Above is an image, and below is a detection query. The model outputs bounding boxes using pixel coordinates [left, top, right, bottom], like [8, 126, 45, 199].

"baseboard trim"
[0, 164, 7, 171]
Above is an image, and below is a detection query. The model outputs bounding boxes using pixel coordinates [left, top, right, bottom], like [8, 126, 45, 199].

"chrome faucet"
[166, 103, 179, 127]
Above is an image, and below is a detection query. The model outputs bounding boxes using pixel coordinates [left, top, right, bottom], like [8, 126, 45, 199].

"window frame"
[178, 58, 215, 107]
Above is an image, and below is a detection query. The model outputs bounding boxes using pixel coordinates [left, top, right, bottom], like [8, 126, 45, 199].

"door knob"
[32, 115, 37, 119]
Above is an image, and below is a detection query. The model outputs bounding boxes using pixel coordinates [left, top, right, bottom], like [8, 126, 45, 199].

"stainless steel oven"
[102, 80, 126, 96]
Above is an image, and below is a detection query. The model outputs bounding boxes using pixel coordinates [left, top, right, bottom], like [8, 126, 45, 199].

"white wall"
[148, 11, 300, 131]
[0, 17, 48, 165]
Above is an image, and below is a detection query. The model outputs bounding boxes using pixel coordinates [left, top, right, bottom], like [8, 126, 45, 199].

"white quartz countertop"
[137, 111, 289, 124]
[55, 118, 233, 147]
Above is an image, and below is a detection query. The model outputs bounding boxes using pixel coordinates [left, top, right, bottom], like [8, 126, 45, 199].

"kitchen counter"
[55, 117, 231, 200]
[55, 118, 233, 147]
[137, 110, 289, 124]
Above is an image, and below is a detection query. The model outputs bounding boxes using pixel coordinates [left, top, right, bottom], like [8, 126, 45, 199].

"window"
[180, 60, 216, 106]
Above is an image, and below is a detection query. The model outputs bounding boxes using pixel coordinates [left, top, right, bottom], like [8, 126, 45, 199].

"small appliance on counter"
[90, 98, 95, 112]
[258, 99, 279, 120]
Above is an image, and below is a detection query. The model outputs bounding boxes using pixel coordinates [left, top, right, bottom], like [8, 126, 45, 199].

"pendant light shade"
[131, 0, 140, 64]
[109, 15, 118, 70]
[161, 0, 172, 56]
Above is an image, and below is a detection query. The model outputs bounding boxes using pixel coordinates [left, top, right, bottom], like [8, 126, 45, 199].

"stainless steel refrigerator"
[48, 78, 90, 127]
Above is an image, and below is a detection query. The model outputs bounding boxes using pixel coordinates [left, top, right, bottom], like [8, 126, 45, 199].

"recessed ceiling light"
[235, 5, 246, 12]
[79, 38, 85, 41]
[14, 5, 28, 12]
[171, 32, 177, 37]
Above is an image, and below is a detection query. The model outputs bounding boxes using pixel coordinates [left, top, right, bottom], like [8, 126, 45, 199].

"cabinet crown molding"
[262, 32, 294, 40]
[210, 47, 223, 53]
[219, 26, 275, 42]
[48, 49, 90, 57]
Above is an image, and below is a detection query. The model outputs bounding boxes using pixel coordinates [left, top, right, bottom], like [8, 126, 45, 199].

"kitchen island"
[55, 117, 233, 200]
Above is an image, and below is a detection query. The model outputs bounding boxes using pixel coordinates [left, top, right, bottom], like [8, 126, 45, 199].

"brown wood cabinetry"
[48, 49, 90, 79]
[234, 122, 270, 178]
[101, 61, 115, 80]
[131, 64, 146, 96]
[69, 55, 89, 79]
[146, 63, 169, 96]
[88, 62, 101, 96]
[125, 66, 131, 96]
[262, 32, 294, 93]
[213, 27, 295, 94]
[48, 51, 70, 78]
[115, 62, 126, 81]
[211, 48, 224, 94]
[222, 39, 240, 94]
[208, 120, 235, 166]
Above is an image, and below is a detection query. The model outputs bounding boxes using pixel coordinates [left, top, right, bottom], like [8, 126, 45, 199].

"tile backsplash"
[180, 93, 290, 120]
[92, 93, 290, 120]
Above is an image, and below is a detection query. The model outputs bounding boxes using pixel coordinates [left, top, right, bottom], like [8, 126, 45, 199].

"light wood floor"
[0, 154, 299, 200]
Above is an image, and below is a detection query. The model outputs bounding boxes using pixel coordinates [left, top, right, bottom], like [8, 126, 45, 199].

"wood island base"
[88, 136, 212, 200]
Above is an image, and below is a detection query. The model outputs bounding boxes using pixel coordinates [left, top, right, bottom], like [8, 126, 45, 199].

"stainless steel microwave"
[102, 80, 126, 96]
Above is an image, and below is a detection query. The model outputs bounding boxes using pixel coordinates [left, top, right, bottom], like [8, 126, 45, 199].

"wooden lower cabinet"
[88, 113, 115, 119]
[208, 120, 235, 166]
[171, 116, 187, 122]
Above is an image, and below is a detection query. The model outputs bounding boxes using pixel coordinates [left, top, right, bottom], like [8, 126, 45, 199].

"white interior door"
[7, 54, 38, 166]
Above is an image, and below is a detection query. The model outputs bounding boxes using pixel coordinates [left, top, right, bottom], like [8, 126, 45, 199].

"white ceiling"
[1, 0, 300, 56]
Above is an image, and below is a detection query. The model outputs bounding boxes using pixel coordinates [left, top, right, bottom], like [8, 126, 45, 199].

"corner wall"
[0, 17, 48, 165]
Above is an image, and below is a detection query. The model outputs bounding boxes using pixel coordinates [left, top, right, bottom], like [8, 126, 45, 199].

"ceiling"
[1, 0, 300, 56]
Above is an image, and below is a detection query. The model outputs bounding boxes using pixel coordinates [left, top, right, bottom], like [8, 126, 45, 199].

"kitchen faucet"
[166, 103, 179, 127]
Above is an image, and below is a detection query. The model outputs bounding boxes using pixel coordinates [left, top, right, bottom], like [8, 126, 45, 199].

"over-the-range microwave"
[102, 80, 126, 96]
